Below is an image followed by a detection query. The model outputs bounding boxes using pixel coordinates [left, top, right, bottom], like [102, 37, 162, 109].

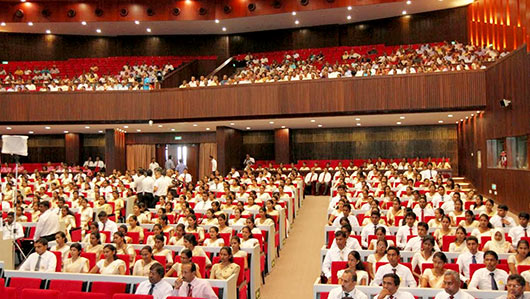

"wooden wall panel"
[104, 129, 126, 173]
[274, 129, 290, 164]
[242, 131, 275, 162]
[65, 133, 80, 166]
[0, 134, 65, 163]
[125, 132, 216, 145]
[81, 134, 105, 164]
[216, 127, 242, 175]
[0, 70, 487, 124]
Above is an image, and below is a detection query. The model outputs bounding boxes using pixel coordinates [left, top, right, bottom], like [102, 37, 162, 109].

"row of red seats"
[253, 158, 450, 169]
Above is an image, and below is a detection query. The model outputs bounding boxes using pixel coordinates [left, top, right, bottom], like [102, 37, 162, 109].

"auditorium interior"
[0, 0, 529, 299]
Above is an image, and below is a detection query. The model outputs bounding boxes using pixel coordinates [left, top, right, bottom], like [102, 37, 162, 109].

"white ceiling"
[0, 0, 474, 36]
[0, 111, 480, 135]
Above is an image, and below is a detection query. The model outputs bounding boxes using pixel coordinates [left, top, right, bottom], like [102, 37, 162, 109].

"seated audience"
[19, 238, 57, 272]
[90, 244, 127, 275]
[63, 243, 89, 273]
[372, 246, 417, 287]
[468, 250, 508, 290]
[327, 270, 368, 299]
[375, 273, 415, 299]
[133, 246, 159, 276]
[434, 270, 474, 299]
[135, 263, 174, 299]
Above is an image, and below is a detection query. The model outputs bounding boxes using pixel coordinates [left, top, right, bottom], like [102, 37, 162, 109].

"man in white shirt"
[143, 169, 156, 208]
[432, 186, 450, 208]
[34, 201, 59, 241]
[330, 224, 362, 251]
[154, 170, 169, 201]
[396, 212, 417, 249]
[136, 263, 173, 299]
[322, 231, 351, 279]
[331, 204, 359, 227]
[2, 212, 24, 240]
[491, 204, 516, 228]
[97, 211, 118, 240]
[327, 270, 368, 299]
[165, 156, 175, 170]
[149, 158, 160, 172]
[94, 156, 106, 171]
[420, 163, 438, 181]
[372, 246, 417, 287]
[434, 270, 475, 299]
[83, 157, 92, 168]
[496, 274, 530, 299]
[374, 273, 415, 299]
[19, 238, 57, 272]
[210, 156, 217, 174]
[172, 263, 217, 299]
[456, 236, 484, 284]
[412, 196, 435, 223]
[404, 222, 440, 251]
[509, 212, 530, 247]
[178, 169, 193, 184]
[243, 154, 255, 168]
[360, 211, 389, 248]
[304, 168, 318, 195]
[468, 250, 508, 290]
[328, 185, 351, 210]
[316, 169, 332, 196]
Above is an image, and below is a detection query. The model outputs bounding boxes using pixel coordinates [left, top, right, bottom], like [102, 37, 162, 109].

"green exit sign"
[174, 136, 182, 140]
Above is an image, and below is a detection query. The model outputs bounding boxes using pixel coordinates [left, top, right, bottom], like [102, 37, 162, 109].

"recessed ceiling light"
[448, 114, 453, 117]
[171, 128, 176, 131]
[206, 128, 210, 131]
[355, 118, 361, 121]
[146, 28, 151, 33]
[21, 0, 26, 2]
[402, 10, 407, 15]
[28, 131, 34, 134]
[230, 122, 235, 126]
[134, 20, 140, 25]
[406, 0, 412, 4]
[222, 27, 226, 31]
[64, 130, 69, 133]
[438, 120, 443, 123]
[460, 119, 464, 121]
[456, 121, 459, 124]
[215, 19, 220, 23]
[347, 6, 352, 10]
[465, 117, 469, 119]
[396, 122, 402, 125]
[123, 125, 128, 128]
[399, 116, 405, 119]
[158, 125, 163, 128]
[193, 124, 198, 127]
[269, 121, 274, 124]
[98, 130, 103, 133]
[28, 22, 33, 26]
[281, 126, 286, 129]
[471, 113, 474, 116]
[96, 29, 101, 33]
[356, 123, 361, 126]
[81, 21, 87, 26]
[310, 120, 316, 123]
[317, 124, 323, 127]
[0, 22, 6, 27]
[45, 126, 51, 130]
[6, 127, 12, 130]
[85, 126, 90, 129]
[45, 30, 51, 34]
[246, 127, 251, 130]
[347, 15, 352, 20]
[136, 129, 141, 132]
[295, 20, 299, 25]
[292, 11, 296, 16]
[476, 111, 481, 114]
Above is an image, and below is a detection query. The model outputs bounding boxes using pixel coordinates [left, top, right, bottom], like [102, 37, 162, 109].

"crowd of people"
[0, 61, 175, 92]
[178, 41, 508, 88]
[319, 159, 530, 298]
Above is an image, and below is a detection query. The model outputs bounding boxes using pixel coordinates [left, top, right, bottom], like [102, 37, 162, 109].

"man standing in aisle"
[210, 156, 217, 175]
[34, 201, 59, 242]
[165, 155, 175, 170]
[143, 169, 155, 208]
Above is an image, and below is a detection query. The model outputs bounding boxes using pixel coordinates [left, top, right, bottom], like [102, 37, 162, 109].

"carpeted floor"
[259, 195, 328, 299]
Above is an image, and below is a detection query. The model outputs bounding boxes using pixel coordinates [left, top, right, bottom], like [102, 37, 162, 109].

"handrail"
[207, 57, 233, 78]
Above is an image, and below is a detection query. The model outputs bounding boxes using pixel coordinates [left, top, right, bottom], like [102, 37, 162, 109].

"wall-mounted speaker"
[172, 7, 181, 16]
[67, 9, 76, 18]
[119, 8, 128, 17]
[15, 9, 24, 18]
[223, 5, 232, 14]
[248, 3, 256, 11]
[272, 0, 282, 9]
[198, 7, 207, 15]
[41, 9, 51, 17]
[147, 8, 155, 16]
[300, 0, 309, 6]
[95, 8, 104, 17]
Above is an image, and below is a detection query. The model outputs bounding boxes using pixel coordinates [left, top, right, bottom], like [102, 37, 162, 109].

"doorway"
[166, 144, 199, 182]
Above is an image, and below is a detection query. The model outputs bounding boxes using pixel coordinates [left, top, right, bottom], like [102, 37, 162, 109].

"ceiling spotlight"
[406, 0, 412, 4]
[347, 15, 351, 20]
[45, 126, 51, 130]
[206, 128, 211, 131]
[292, 11, 296, 16]
[281, 126, 286, 129]
[137, 129, 141, 132]
[21, 0, 26, 2]
[317, 124, 323, 127]
[0, 22, 6, 27]
[134, 20, 140, 25]
[98, 130, 103, 133]
[460, 119, 464, 121]
[438, 120, 444, 123]
[246, 127, 251, 130]
[81, 21, 87, 25]
[399, 116, 405, 119]
[402, 10, 407, 15]
[215, 19, 220, 23]
[64, 130, 69, 133]
[148, 120, 153, 126]
[158, 124, 163, 128]
[222, 27, 226, 31]
[6, 127, 12, 130]
[230, 122, 235, 126]
[193, 124, 198, 127]
[465, 117, 469, 119]
[85, 126, 90, 129]
[456, 121, 459, 124]
[269, 121, 274, 124]
[146, 28, 151, 33]
[476, 111, 481, 114]
[295, 20, 299, 25]
[355, 118, 361, 121]
[310, 119, 316, 123]
[171, 128, 176, 131]
[471, 113, 474, 116]
[96, 29, 101, 33]
[28, 131, 34, 134]
[123, 125, 128, 128]
[347, 6, 352, 10]
[396, 122, 402, 125]
[45, 30, 51, 34]
[448, 114, 453, 117]
[356, 123, 361, 126]
[28, 22, 33, 26]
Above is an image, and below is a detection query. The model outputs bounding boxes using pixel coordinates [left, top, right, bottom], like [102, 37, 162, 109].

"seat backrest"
[81, 252, 97, 269]
[442, 235, 457, 251]
[21, 289, 60, 299]
[192, 256, 207, 278]
[117, 254, 131, 274]
[48, 279, 84, 293]
[153, 255, 167, 270]
[66, 291, 111, 299]
[9, 277, 42, 290]
[127, 232, 140, 244]
[50, 251, 62, 272]
[112, 294, 154, 299]
[91, 281, 127, 295]
[331, 261, 348, 284]
[71, 228, 82, 242]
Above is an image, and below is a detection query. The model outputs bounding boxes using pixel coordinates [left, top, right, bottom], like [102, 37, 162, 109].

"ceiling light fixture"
[28, 22, 33, 26]
[347, 15, 351, 20]
[146, 28, 151, 33]
[317, 124, 323, 127]
[6, 127, 12, 130]
[310, 120, 316, 123]
[465, 117, 469, 119]
[171, 128, 176, 131]
[292, 11, 296, 16]
[295, 20, 299, 25]
[98, 130, 103, 133]
[64, 130, 69, 133]
[28, 131, 34, 134]
[96, 29, 101, 33]
[281, 126, 286, 129]
[396, 122, 402, 125]
[347, 6, 352, 10]
[158, 125, 163, 128]
[85, 126, 90, 129]
[134, 20, 140, 25]
[222, 27, 226, 31]
[476, 111, 481, 114]
[356, 123, 361, 126]
[21, 0, 26, 2]
[402, 10, 407, 15]
[45, 126, 51, 130]
[206, 128, 210, 131]
[193, 124, 198, 127]
[0, 22, 6, 27]
[471, 113, 474, 116]
[246, 127, 251, 130]
[45, 30, 51, 34]
[400, 116, 405, 119]
[215, 19, 220, 23]
[355, 118, 361, 121]
[81, 21, 87, 25]
[136, 129, 141, 132]
[269, 121, 274, 124]
[448, 114, 453, 117]
[438, 120, 443, 123]
[406, 0, 412, 4]
[230, 123, 235, 126]
[123, 125, 128, 128]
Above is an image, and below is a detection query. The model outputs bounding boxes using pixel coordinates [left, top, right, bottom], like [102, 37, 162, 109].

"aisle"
[260, 195, 328, 299]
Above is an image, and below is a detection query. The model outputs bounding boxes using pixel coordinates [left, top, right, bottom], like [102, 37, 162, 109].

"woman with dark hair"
[90, 244, 126, 275]
[508, 240, 530, 274]
[168, 223, 186, 246]
[458, 210, 479, 229]
[366, 239, 388, 280]
[367, 227, 395, 250]
[166, 248, 202, 278]
[50, 231, 70, 265]
[146, 224, 163, 246]
[217, 213, 232, 234]
[185, 214, 205, 242]
[63, 243, 90, 273]
[228, 208, 246, 226]
[420, 251, 449, 288]
[202, 208, 219, 226]
[182, 233, 211, 267]
[484, 198, 496, 217]
[59, 206, 76, 240]
[471, 213, 494, 239]
[113, 231, 136, 264]
[411, 235, 436, 279]
[337, 251, 369, 285]
[210, 246, 240, 280]
[132, 246, 158, 276]
[386, 198, 403, 226]
[159, 214, 175, 237]
[428, 208, 445, 229]
[255, 206, 275, 226]
[230, 236, 248, 270]
[240, 226, 259, 248]
[204, 226, 224, 247]
[152, 234, 174, 268]
[449, 226, 467, 252]
[433, 215, 454, 248]
[85, 231, 104, 257]
[127, 215, 144, 242]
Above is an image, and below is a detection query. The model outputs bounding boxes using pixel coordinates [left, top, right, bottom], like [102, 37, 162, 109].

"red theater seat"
[66, 291, 111, 299]
[9, 277, 42, 298]
[21, 289, 60, 299]
[90, 282, 127, 296]
[48, 279, 84, 296]
[112, 295, 153, 299]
